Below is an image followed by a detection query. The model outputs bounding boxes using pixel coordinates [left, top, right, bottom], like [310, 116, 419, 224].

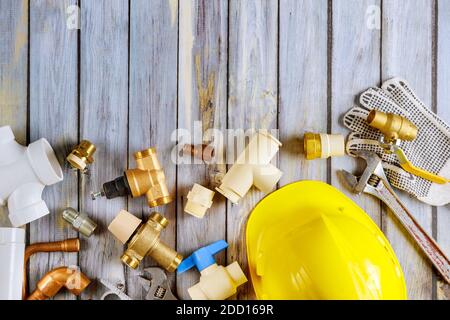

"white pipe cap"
[108, 210, 142, 244]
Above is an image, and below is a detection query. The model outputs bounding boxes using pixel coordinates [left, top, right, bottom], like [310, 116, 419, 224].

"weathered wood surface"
[437, 0, 450, 301]
[0, 0, 448, 300]
[382, 0, 434, 299]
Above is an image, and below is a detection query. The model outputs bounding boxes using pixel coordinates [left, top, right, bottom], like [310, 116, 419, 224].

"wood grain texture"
[28, 0, 79, 300]
[279, 0, 328, 184]
[382, 0, 433, 300]
[177, 0, 228, 300]
[331, 0, 382, 224]
[79, 0, 129, 300]
[227, 0, 278, 300]
[436, 0, 450, 301]
[127, 0, 178, 299]
[0, 0, 28, 227]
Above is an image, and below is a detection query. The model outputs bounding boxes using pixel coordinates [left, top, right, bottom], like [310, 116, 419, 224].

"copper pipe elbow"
[23, 239, 80, 299]
[27, 267, 91, 300]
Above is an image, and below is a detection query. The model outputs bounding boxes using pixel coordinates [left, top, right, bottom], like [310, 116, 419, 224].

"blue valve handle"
[177, 240, 228, 274]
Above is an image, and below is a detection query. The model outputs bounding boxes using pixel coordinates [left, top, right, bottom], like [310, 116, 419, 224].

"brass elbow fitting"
[108, 210, 182, 271]
[367, 110, 418, 143]
[93, 148, 172, 208]
[23, 239, 80, 299]
[66, 140, 96, 171]
[27, 267, 91, 300]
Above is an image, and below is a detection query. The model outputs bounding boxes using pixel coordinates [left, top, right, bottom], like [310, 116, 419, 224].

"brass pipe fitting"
[23, 239, 80, 299]
[93, 148, 172, 208]
[304, 132, 345, 160]
[66, 140, 96, 171]
[182, 144, 215, 162]
[367, 110, 418, 143]
[27, 267, 91, 300]
[61, 207, 97, 237]
[108, 210, 182, 271]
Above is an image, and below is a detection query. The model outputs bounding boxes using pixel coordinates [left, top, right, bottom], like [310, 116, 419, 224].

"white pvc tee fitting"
[0, 228, 25, 300]
[0, 126, 63, 227]
[184, 184, 215, 218]
[216, 132, 282, 204]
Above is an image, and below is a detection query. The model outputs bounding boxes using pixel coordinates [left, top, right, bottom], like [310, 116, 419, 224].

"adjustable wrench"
[340, 150, 450, 284]
[138, 267, 177, 300]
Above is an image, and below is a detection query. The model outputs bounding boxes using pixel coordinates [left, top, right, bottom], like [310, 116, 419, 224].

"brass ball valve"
[108, 210, 182, 271]
[92, 148, 172, 208]
[177, 240, 248, 300]
[367, 110, 418, 143]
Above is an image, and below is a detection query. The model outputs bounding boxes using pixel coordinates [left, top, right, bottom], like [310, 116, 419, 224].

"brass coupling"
[304, 132, 345, 160]
[62, 207, 97, 237]
[93, 147, 172, 208]
[367, 110, 418, 144]
[108, 210, 182, 271]
[66, 140, 96, 171]
[27, 267, 91, 300]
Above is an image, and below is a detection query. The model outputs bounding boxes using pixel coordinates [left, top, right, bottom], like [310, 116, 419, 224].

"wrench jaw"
[138, 267, 178, 300]
[339, 169, 359, 192]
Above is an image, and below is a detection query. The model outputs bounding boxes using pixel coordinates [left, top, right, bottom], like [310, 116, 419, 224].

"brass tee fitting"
[93, 148, 172, 208]
[66, 140, 96, 171]
[367, 110, 418, 143]
[27, 267, 91, 300]
[108, 210, 182, 271]
[23, 238, 80, 299]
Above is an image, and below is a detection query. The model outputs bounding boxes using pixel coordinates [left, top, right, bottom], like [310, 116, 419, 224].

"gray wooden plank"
[331, 0, 382, 225]
[79, 0, 129, 300]
[382, 0, 433, 300]
[227, 0, 278, 300]
[0, 0, 28, 227]
[436, 0, 450, 301]
[176, 0, 228, 300]
[127, 0, 178, 299]
[279, 0, 328, 185]
[28, 0, 79, 300]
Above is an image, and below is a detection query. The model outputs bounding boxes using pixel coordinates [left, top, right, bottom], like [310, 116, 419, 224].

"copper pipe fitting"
[108, 210, 182, 271]
[23, 239, 80, 299]
[182, 144, 215, 162]
[27, 267, 91, 300]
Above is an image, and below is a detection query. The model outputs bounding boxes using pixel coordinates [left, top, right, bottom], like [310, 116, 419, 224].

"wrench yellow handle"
[394, 147, 450, 184]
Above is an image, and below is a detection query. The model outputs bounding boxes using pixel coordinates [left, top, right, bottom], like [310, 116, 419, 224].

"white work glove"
[343, 78, 450, 206]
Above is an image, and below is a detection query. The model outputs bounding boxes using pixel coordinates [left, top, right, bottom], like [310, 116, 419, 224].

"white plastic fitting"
[189, 262, 248, 300]
[0, 228, 25, 300]
[0, 126, 63, 227]
[184, 184, 215, 218]
[216, 132, 282, 204]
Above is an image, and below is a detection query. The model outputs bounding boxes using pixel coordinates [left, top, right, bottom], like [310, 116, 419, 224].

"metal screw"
[91, 191, 105, 200]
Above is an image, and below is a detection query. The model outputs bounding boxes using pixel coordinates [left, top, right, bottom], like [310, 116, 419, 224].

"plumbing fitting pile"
[0, 77, 449, 300]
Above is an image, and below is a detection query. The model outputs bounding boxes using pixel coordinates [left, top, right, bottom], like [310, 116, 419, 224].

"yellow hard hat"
[246, 181, 407, 300]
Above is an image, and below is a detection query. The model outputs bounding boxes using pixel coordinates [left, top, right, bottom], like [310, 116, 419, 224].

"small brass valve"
[92, 147, 172, 208]
[367, 110, 418, 144]
[66, 140, 96, 172]
[367, 110, 449, 184]
[108, 210, 182, 271]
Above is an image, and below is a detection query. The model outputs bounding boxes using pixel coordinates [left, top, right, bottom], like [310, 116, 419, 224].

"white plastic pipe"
[0, 126, 63, 227]
[0, 228, 25, 300]
[216, 132, 282, 204]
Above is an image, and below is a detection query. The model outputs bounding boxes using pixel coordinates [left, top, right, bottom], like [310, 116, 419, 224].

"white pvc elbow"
[0, 126, 63, 227]
[216, 132, 282, 204]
